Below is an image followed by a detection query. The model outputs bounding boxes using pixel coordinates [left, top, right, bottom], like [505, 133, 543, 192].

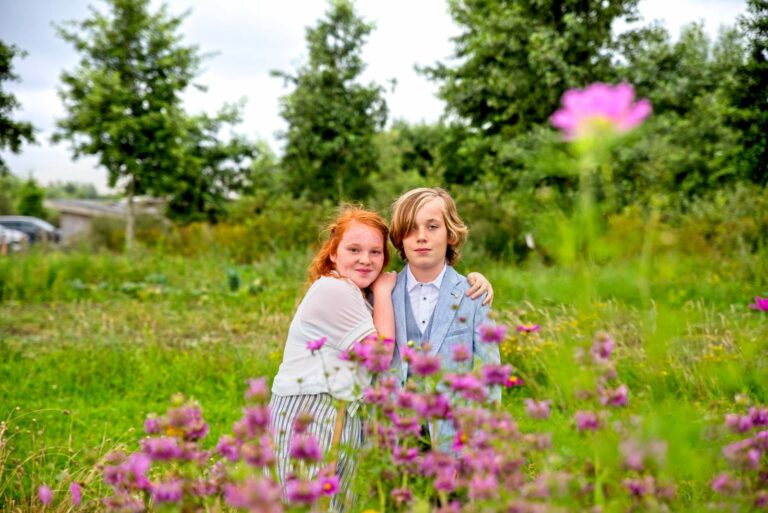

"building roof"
[44, 198, 163, 218]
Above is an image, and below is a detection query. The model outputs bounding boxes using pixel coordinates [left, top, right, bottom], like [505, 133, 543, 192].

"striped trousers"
[269, 393, 363, 512]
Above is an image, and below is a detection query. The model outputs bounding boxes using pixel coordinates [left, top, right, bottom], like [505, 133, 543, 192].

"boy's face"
[402, 198, 449, 278]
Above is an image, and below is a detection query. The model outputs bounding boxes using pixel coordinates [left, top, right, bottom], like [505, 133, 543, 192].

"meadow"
[1, 241, 766, 511]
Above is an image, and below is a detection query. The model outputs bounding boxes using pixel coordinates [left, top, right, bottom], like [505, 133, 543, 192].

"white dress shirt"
[406, 263, 447, 335]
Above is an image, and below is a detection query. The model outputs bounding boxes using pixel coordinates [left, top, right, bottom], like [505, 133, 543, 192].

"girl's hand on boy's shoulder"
[466, 272, 493, 306]
[371, 271, 397, 296]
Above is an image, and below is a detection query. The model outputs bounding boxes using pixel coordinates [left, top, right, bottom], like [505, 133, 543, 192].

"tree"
[16, 177, 46, 219]
[0, 41, 35, 175]
[728, 0, 768, 184]
[274, 0, 386, 204]
[164, 103, 261, 223]
[53, 0, 202, 250]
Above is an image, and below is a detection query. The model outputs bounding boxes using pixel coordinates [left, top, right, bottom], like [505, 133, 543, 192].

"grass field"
[1, 246, 767, 511]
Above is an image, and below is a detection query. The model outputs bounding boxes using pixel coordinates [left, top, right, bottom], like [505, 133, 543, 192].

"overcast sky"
[0, 0, 747, 192]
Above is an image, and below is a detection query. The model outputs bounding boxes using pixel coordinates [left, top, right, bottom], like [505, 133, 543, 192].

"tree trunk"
[125, 179, 135, 253]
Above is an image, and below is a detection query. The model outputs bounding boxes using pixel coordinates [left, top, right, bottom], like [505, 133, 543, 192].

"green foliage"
[53, 0, 201, 196]
[0, 40, 35, 174]
[274, 0, 386, 203]
[423, 0, 638, 137]
[43, 180, 100, 199]
[15, 176, 45, 218]
[0, 173, 20, 214]
[727, 0, 768, 185]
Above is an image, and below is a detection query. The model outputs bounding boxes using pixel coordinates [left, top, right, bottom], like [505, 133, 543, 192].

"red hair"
[308, 206, 391, 282]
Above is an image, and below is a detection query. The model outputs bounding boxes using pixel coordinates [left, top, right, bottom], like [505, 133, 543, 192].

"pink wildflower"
[306, 336, 327, 353]
[38, 484, 53, 505]
[551, 82, 652, 140]
[289, 433, 322, 462]
[524, 399, 551, 419]
[151, 479, 183, 503]
[391, 487, 413, 505]
[574, 411, 601, 432]
[69, 482, 82, 506]
[141, 436, 183, 460]
[599, 384, 629, 407]
[144, 416, 161, 434]
[241, 436, 276, 466]
[452, 344, 471, 362]
[504, 375, 525, 388]
[444, 373, 488, 402]
[223, 478, 282, 512]
[319, 475, 340, 496]
[285, 478, 323, 504]
[479, 324, 508, 343]
[591, 332, 614, 363]
[516, 323, 540, 334]
[750, 406, 768, 427]
[216, 435, 240, 461]
[245, 378, 269, 401]
[749, 296, 768, 311]
[725, 413, 754, 433]
[482, 364, 514, 386]
[711, 473, 741, 495]
[469, 473, 498, 500]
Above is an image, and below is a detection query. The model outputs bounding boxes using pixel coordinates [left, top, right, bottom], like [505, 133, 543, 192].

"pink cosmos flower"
[69, 482, 82, 506]
[479, 324, 508, 343]
[504, 375, 525, 388]
[524, 399, 551, 419]
[38, 484, 53, 505]
[516, 323, 540, 334]
[574, 411, 601, 432]
[319, 475, 340, 496]
[749, 296, 768, 311]
[306, 337, 327, 353]
[551, 82, 652, 140]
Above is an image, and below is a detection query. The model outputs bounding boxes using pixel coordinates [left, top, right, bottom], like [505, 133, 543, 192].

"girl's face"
[330, 221, 385, 289]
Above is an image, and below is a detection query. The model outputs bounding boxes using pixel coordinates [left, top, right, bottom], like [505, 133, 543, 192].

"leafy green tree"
[53, 0, 202, 250]
[424, 0, 639, 140]
[274, 0, 386, 203]
[0, 41, 35, 175]
[16, 177, 46, 219]
[0, 173, 20, 214]
[164, 103, 261, 223]
[728, 0, 768, 184]
[45, 181, 100, 199]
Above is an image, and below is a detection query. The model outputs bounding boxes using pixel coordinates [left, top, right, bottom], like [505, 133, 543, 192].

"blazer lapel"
[393, 269, 408, 360]
[427, 266, 462, 357]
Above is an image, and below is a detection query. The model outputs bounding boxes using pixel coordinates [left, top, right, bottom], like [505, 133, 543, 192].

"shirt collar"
[406, 263, 447, 292]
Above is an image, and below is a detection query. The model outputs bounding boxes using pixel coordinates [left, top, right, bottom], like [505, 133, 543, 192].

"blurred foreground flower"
[516, 323, 540, 334]
[551, 82, 651, 141]
[38, 484, 53, 505]
[749, 296, 768, 311]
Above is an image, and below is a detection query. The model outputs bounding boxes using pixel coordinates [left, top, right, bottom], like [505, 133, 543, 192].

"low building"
[44, 198, 163, 244]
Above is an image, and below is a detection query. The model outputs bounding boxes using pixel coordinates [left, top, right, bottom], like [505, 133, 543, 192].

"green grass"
[1, 246, 767, 510]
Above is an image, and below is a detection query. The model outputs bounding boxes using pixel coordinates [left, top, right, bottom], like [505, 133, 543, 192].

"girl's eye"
[350, 248, 359, 253]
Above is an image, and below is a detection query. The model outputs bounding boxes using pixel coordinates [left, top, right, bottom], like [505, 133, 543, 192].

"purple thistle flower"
[599, 384, 629, 407]
[142, 436, 183, 461]
[750, 406, 768, 427]
[479, 323, 508, 343]
[223, 479, 283, 513]
[515, 323, 540, 334]
[151, 479, 183, 503]
[725, 413, 754, 433]
[144, 416, 161, 434]
[289, 433, 322, 462]
[216, 435, 240, 462]
[69, 482, 82, 506]
[306, 336, 327, 353]
[551, 82, 652, 140]
[482, 364, 513, 386]
[452, 344, 471, 362]
[711, 473, 741, 495]
[574, 411, 601, 432]
[38, 484, 53, 505]
[285, 478, 323, 504]
[444, 373, 488, 402]
[524, 399, 551, 419]
[749, 296, 768, 311]
[241, 436, 276, 466]
[469, 473, 498, 500]
[319, 475, 340, 496]
[591, 332, 614, 363]
[245, 378, 269, 401]
[391, 487, 413, 505]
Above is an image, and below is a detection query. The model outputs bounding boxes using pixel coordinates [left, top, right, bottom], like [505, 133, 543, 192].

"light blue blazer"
[389, 265, 501, 451]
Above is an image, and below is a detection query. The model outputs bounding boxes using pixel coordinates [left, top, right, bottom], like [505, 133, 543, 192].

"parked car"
[0, 216, 61, 243]
[0, 225, 29, 252]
